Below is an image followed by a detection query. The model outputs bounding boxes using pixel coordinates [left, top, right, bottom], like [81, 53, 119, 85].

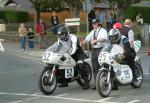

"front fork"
[106, 66, 111, 84]
[49, 65, 56, 82]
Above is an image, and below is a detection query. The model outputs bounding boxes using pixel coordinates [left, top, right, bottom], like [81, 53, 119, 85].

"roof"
[132, 0, 150, 7]
[0, 0, 33, 12]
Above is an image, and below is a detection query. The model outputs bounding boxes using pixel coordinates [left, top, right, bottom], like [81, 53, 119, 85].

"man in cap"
[80, 19, 108, 90]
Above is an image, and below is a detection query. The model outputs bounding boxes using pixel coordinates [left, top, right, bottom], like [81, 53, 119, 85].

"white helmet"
[108, 28, 121, 44]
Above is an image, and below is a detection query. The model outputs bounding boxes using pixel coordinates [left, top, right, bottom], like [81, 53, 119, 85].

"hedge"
[124, 6, 150, 24]
[0, 10, 28, 23]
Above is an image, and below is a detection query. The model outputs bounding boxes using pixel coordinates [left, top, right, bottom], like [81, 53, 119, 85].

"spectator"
[96, 9, 105, 26]
[88, 10, 96, 32]
[80, 19, 108, 90]
[18, 23, 27, 51]
[136, 14, 143, 24]
[122, 19, 135, 48]
[27, 27, 35, 50]
[111, 10, 117, 25]
[35, 19, 46, 49]
[50, 11, 59, 35]
[105, 9, 112, 32]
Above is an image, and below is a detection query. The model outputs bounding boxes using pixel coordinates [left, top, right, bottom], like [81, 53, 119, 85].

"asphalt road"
[0, 42, 150, 103]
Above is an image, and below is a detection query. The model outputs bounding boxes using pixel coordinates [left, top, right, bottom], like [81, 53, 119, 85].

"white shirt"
[85, 27, 108, 48]
[58, 34, 77, 55]
[124, 25, 134, 43]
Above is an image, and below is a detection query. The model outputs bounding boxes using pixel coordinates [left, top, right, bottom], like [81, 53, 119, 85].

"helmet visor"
[57, 33, 66, 41]
[109, 35, 118, 44]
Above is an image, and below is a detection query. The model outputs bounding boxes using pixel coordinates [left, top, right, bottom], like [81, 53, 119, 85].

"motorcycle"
[39, 42, 92, 95]
[96, 42, 143, 97]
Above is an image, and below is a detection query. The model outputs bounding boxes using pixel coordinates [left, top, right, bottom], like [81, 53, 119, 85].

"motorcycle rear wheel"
[76, 62, 92, 86]
[39, 66, 57, 95]
[96, 69, 112, 97]
[131, 61, 143, 88]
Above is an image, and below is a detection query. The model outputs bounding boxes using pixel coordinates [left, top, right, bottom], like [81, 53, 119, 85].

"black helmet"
[57, 26, 68, 41]
[91, 19, 99, 24]
[108, 28, 121, 44]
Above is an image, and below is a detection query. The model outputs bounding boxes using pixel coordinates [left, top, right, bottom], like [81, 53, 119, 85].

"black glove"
[115, 54, 125, 63]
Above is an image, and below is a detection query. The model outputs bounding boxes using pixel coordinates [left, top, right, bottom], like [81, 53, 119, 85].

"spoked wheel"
[131, 61, 143, 88]
[76, 62, 92, 86]
[39, 66, 57, 95]
[96, 69, 112, 97]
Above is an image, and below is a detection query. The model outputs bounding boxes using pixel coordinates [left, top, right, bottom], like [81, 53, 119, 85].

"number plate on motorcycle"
[65, 67, 74, 78]
[42, 52, 51, 62]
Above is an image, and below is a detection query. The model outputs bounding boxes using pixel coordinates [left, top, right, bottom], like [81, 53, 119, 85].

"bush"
[0, 10, 28, 23]
[124, 6, 150, 23]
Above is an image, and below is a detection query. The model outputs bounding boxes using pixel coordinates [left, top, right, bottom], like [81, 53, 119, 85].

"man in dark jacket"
[51, 11, 59, 35]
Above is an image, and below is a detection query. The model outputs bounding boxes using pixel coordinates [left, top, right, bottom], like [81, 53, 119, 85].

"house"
[0, 0, 33, 13]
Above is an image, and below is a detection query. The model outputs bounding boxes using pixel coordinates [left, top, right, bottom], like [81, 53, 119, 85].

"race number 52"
[43, 52, 51, 62]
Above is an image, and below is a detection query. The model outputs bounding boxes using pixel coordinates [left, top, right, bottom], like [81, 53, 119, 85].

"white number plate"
[98, 52, 109, 63]
[42, 52, 51, 62]
[65, 67, 74, 78]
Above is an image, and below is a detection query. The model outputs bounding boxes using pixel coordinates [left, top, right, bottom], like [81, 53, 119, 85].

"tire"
[131, 61, 143, 88]
[76, 62, 92, 86]
[96, 69, 112, 97]
[39, 66, 57, 95]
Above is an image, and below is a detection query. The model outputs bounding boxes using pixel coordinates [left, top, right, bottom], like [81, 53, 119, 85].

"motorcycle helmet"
[108, 28, 121, 44]
[57, 26, 69, 41]
[113, 23, 123, 29]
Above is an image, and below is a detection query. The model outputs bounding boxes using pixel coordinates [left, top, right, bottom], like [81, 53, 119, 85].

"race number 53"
[65, 68, 74, 78]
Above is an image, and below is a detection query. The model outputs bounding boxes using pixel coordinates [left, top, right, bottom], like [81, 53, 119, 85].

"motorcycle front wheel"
[76, 62, 92, 86]
[96, 69, 112, 98]
[39, 66, 57, 95]
[131, 61, 143, 88]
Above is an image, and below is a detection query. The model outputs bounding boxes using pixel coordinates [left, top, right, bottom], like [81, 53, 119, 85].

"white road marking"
[94, 97, 120, 103]
[10, 97, 40, 103]
[0, 92, 142, 103]
[145, 73, 150, 75]
[127, 100, 140, 103]
[55, 93, 68, 97]
[0, 92, 104, 103]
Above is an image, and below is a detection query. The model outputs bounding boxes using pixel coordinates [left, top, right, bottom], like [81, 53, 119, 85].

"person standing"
[50, 11, 59, 35]
[80, 19, 108, 90]
[36, 19, 46, 49]
[27, 27, 35, 50]
[105, 9, 112, 32]
[18, 23, 27, 51]
[120, 19, 135, 48]
[88, 10, 96, 32]
[96, 10, 105, 26]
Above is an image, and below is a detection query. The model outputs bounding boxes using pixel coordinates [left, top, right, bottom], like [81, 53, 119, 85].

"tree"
[95, 0, 141, 9]
[64, 0, 82, 17]
[28, 0, 63, 23]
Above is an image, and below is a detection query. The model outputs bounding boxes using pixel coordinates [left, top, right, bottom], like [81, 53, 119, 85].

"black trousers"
[91, 48, 102, 82]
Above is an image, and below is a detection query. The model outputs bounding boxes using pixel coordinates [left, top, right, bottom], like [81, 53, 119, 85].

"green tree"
[28, 0, 63, 23]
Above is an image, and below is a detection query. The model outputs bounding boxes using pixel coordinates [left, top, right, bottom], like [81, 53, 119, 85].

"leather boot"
[82, 78, 90, 90]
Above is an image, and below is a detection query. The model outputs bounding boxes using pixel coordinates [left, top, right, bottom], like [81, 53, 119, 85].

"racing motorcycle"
[96, 41, 143, 97]
[39, 42, 92, 95]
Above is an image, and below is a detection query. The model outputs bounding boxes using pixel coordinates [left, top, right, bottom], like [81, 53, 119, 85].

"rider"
[56, 25, 90, 90]
[108, 28, 140, 89]
[113, 20, 135, 48]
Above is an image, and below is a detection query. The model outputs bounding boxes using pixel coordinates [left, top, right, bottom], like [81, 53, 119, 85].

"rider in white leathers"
[56, 25, 90, 89]
[108, 28, 139, 90]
